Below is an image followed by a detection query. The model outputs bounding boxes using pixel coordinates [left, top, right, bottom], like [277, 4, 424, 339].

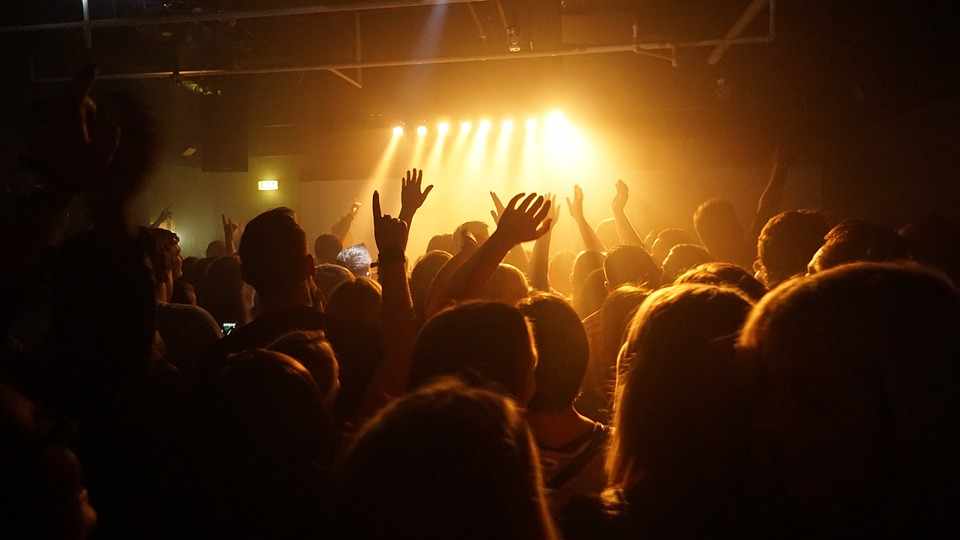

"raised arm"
[330, 202, 361, 244]
[750, 144, 791, 242]
[490, 191, 530, 272]
[611, 180, 645, 246]
[567, 184, 605, 253]
[398, 168, 434, 228]
[222, 214, 240, 256]
[530, 194, 559, 292]
[149, 207, 172, 228]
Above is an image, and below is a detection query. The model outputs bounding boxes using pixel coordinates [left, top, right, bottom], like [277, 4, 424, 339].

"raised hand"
[612, 179, 629, 213]
[566, 184, 585, 221]
[372, 190, 409, 259]
[546, 193, 560, 229]
[222, 213, 240, 237]
[399, 168, 434, 222]
[331, 202, 360, 240]
[150, 207, 172, 227]
[492, 193, 553, 246]
[489, 191, 506, 224]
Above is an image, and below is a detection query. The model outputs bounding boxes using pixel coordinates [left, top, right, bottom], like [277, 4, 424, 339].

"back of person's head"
[410, 302, 537, 402]
[661, 243, 712, 283]
[571, 250, 605, 295]
[482, 263, 529, 305]
[808, 220, 909, 274]
[337, 379, 556, 540]
[596, 218, 619, 249]
[454, 221, 490, 251]
[899, 215, 960, 283]
[651, 228, 694, 264]
[171, 279, 197, 305]
[336, 244, 373, 277]
[608, 285, 753, 491]
[325, 277, 382, 326]
[675, 262, 767, 302]
[141, 227, 182, 295]
[314, 263, 355, 308]
[426, 233, 456, 254]
[239, 207, 312, 295]
[268, 330, 340, 409]
[1, 384, 96, 540]
[604, 245, 661, 289]
[737, 263, 958, 534]
[518, 294, 589, 413]
[599, 286, 650, 384]
[313, 233, 343, 265]
[575, 267, 609, 318]
[410, 250, 453, 321]
[198, 256, 250, 325]
[757, 210, 830, 287]
[206, 240, 227, 259]
[181, 256, 199, 283]
[548, 250, 576, 296]
[694, 198, 746, 262]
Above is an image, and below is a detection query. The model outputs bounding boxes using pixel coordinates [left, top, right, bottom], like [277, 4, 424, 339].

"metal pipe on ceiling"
[707, 0, 769, 65]
[33, 35, 772, 82]
[0, 0, 488, 32]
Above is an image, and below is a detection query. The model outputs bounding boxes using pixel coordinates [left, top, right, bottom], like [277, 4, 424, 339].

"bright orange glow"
[525, 118, 537, 131]
[437, 122, 450, 135]
[501, 119, 514, 132]
[460, 121, 472, 133]
[257, 179, 279, 191]
[478, 119, 492, 134]
[392, 125, 404, 136]
[417, 125, 428, 136]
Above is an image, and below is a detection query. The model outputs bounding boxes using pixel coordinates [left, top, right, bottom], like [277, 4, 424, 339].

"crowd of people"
[3, 69, 959, 539]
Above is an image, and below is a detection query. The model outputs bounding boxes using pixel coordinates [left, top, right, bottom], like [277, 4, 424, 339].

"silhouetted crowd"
[3, 69, 958, 540]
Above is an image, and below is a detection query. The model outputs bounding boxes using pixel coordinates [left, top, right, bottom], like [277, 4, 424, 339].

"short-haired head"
[604, 245, 661, 290]
[238, 208, 313, 295]
[757, 210, 830, 287]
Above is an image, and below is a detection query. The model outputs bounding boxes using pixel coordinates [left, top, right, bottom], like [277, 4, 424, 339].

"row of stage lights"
[391, 111, 569, 137]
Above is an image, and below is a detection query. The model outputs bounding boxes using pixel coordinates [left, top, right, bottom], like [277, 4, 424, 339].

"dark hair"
[693, 198, 746, 263]
[898, 215, 960, 283]
[576, 267, 609, 318]
[482, 263, 529, 305]
[198, 256, 249, 325]
[142, 227, 181, 286]
[757, 210, 830, 287]
[326, 277, 382, 327]
[206, 240, 227, 259]
[268, 330, 340, 407]
[410, 250, 452, 322]
[604, 245, 661, 289]
[337, 379, 557, 540]
[170, 279, 197, 305]
[548, 250, 576, 296]
[651, 228, 694, 264]
[238, 208, 310, 293]
[599, 286, 650, 401]
[808, 220, 910, 274]
[571, 249, 605, 294]
[519, 293, 590, 412]
[410, 302, 537, 402]
[738, 263, 959, 534]
[314, 263, 355, 308]
[314, 233, 343, 265]
[661, 243, 712, 283]
[426, 234, 456, 254]
[675, 262, 767, 302]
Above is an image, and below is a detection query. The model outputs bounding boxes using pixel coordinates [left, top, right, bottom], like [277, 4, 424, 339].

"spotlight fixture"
[502, 119, 514, 131]
[479, 119, 492, 132]
[525, 118, 537, 130]
[506, 25, 522, 53]
[258, 179, 279, 191]
[437, 122, 450, 135]
[417, 125, 428, 136]
[392, 125, 404, 136]
[460, 121, 473, 133]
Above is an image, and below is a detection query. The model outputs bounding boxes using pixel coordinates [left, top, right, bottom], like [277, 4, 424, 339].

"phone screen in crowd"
[221, 322, 237, 336]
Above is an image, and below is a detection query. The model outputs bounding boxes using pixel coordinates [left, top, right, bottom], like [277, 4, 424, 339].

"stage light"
[460, 121, 472, 133]
[479, 119, 492, 133]
[392, 125, 404, 136]
[438, 122, 450, 135]
[258, 179, 279, 191]
[525, 118, 537, 130]
[545, 110, 567, 129]
[501, 119, 514, 132]
[417, 125, 428, 136]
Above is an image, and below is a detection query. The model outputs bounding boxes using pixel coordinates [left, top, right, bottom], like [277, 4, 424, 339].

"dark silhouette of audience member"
[314, 262, 355, 308]
[675, 262, 767, 302]
[314, 233, 343, 265]
[694, 198, 752, 267]
[426, 233, 457, 254]
[755, 209, 829, 288]
[737, 263, 959, 538]
[482, 263, 530, 305]
[564, 284, 753, 539]
[576, 268, 609, 318]
[268, 330, 340, 412]
[410, 250, 453, 323]
[336, 379, 558, 540]
[571, 250, 605, 316]
[206, 240, 227, 259]
[807, 220, 910, 273]
[198, 256, 252, 327]
[409, 302, 537, 402]
[661, 243, 712, 283]
[326, 277, 382, 327]
[170, 279, 197, 305]
[519, 294, 610, 508]
[217, 207, 322, 356]
[650, 228, 694, 265]
[549, 250, 576, 296]
[603, 245, 661, 290]
[899, 215, 960, 283]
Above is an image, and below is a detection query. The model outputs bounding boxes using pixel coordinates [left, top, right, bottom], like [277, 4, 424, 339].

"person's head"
[198, 256, 252, 325]
[608, 285, 753, 491]
[548, 250, 576, 296]
[410, 302, 537, 403]
[651, 228, 694, 264]
[600, 286, 650, 383]
[694, 198, 746, 263]
[807, 220, 909, 274]
[575, 267, 609, 318]
[268, 330, 340, 411]
[325, 277, 382, 326]
[170, 279, 197, 305]
[482, 263, 529, 305]
[426, 233, 456, 254]
[181, 256, 199, 283]
[238, 207, 314, 303]
[206, 240, 227, 259]
[604, 245, 661, 290]
[313, 233, 343, 265]
[410, 250, 453, 321]
[571, 250, 605, 295]
[337, 379, 557, 540]
[336, 244, 373, 278]
[661, 243, 712, 283]
[518, 293, 590, 413]
[756, 210, 830, 288]
[454, 221, 490, 252]
[898, 215, 960, 283]
[142, 227, 182, 301]
[1, 384, 97, 540]
[675, 262, 767, 302]
[596, 218, 619, 249]
[313, 263, 355, 308]
[737, 263, 959, 528]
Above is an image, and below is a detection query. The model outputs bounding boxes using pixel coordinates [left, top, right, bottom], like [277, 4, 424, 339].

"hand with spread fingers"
[399, 168, 434, 223]
[491, 192, 553, 246]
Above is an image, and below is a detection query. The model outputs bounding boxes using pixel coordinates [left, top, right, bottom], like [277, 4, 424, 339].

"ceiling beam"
[707, 0, 769, 65]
